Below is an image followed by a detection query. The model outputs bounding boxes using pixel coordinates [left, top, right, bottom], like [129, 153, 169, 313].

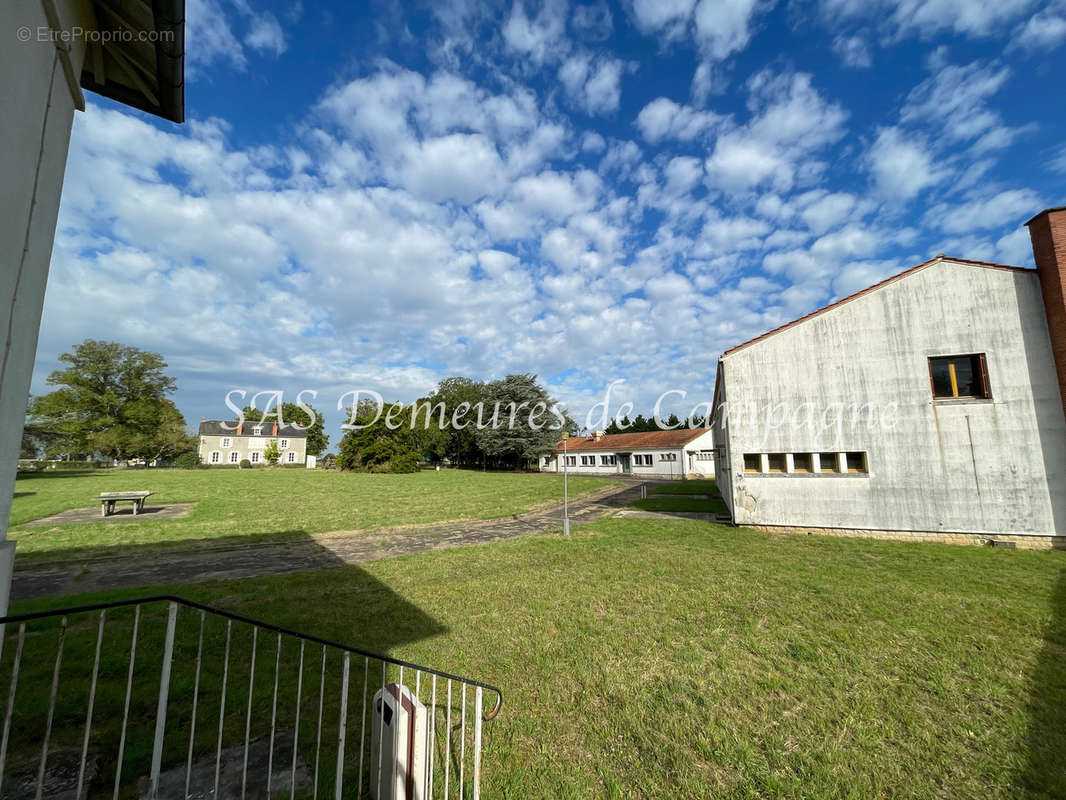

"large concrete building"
[711, 208, 1066, 548]
[1, 1, 185, 614]
[543, 428, 716, 479]
[198, 420, 309, 466]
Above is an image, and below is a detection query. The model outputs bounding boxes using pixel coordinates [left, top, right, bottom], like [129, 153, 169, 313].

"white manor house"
[198, 419, 309, 466]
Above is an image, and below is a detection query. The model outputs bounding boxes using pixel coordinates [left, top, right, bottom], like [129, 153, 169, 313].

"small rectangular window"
[743, 454, 761, 473]
[846, 452, 867, 473]
[767, 454, 786, 473]
[230, 451, 239, 463]
[566, 456, 576, 466]
[287, 452, 296, 462]
[210, 451, 220, 463]
[280, 439, 289, 448]
[221, 437, 231, 448]
[929, 354, 990, 399]
[793, 453, 812, 473]
[250, 451, 261, 463]
[818, 453, 838, 473]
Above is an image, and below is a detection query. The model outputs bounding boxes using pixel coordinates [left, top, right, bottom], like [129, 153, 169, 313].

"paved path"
[12, 482, 647, 601]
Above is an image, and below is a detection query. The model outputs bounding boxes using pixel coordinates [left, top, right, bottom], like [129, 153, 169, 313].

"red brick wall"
[1028, 207, 1066, 420]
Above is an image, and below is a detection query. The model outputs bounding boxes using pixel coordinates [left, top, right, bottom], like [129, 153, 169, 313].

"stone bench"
[99, 491, 153, 517]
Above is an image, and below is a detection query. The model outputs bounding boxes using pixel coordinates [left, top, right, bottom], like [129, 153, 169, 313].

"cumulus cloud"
[704, 71, 848, 194]
[185, 0, 289, 75]
[502, 0, 570, 64]
[831, 34, 872, 67]
[628, 0, 772, 60]
[634, 97, 721, 142]
[865, 127, 947, 200]
[559, 53, 629, 114]
[922, 189, 1043, 234]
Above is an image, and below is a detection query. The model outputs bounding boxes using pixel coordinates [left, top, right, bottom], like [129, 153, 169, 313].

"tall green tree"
[28, 340, 191, 463]
[242, 401, 329, 456]
[473, 374, 563, 468]
[425, 377, 485, 466]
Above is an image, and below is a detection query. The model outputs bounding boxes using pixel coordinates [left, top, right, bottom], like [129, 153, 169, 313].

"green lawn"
[649, 478, 720, 495]
[10, 518, 1065, 798]
[9, 469, 617, 560]
[629, 496, 728, 513]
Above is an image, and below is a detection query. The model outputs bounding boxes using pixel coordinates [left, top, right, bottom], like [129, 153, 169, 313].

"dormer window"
[252, 424, 263, 436]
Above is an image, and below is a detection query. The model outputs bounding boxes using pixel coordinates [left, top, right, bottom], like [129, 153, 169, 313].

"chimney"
[201, 417, 206, 422]
[236, 421, 243, 435]
[272, 422, 278, 436]
[1026, 206, 1066, 420]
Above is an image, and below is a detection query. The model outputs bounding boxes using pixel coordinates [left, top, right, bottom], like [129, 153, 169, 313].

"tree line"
[337, 374, 575, 473]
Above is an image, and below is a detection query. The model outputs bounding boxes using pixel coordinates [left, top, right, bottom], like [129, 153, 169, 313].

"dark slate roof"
[198, 420, 308, 438]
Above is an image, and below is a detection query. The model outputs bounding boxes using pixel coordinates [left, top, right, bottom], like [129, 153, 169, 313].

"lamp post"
[562, 431, 570, 536]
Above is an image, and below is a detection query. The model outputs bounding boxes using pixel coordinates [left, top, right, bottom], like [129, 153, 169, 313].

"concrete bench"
[99, 491, 153, 517]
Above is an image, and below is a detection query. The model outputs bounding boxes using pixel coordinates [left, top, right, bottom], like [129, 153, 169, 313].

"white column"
[0, 1, 90, 613]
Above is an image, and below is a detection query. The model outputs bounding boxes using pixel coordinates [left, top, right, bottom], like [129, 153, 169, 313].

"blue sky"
[33, 0, 1066, 437]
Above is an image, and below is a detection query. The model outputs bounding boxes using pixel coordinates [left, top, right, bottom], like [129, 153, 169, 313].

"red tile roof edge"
[553, 427, 712, 452]
[720, 256, 1033, 359]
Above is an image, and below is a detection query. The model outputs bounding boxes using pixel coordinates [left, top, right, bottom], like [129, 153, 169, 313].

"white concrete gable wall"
[719, 260, 1066, 536]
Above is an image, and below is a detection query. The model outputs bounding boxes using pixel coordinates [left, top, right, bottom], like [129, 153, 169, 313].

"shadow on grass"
[12, 529, 376, 603]
[12, 492, 34, 498]
[2, 568, 448, 796]
[1021, 564, 1066, 797]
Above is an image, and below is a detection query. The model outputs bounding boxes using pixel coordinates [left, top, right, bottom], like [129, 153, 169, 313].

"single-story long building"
[711, 206, 1066, 548]
[542, 428, 716, 479]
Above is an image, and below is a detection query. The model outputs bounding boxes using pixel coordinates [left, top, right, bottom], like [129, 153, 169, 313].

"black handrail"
[0, 594, 503, 721]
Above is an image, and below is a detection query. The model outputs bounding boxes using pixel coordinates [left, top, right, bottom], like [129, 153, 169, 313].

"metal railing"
[0, 595, 501, 799]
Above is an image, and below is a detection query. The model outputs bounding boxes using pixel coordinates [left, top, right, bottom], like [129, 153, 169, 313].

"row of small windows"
[743, 452, 868, 475]
[219, 437, 290, 449]
[560, 452, 682, 466]
[209, 451, 298, 464]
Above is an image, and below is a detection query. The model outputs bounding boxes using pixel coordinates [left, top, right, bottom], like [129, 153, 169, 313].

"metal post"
[149, 602, 178, 798]
[472, 687, 483, 800]
[334, 652, 350, 800]
[562, 434, 570, 536]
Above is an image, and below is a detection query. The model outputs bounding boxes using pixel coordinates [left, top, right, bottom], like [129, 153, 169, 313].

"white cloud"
[629, 0, 771, 60]
[628, 0, 697, 38]
[799, 192, 862, 234]
[818, 0, 1042, 40]
[704, 71, 847, 194]
[831, 34, 872, 67]
[571, 1, 614, 40]
[901, 60, 1020, 150]
[634, 97, 721, 142]
[923, 189, 1042, 234]
[995, 227, 1034, 265]
[865, 127, 947, 200]
[1011, 2, 1066, 49]
[245, 12, 287, 55]
[503, 0, 570, 65]
[559, 53, 628, 114]
[184, 0, 289, 76]
[692, 0, 768, 60]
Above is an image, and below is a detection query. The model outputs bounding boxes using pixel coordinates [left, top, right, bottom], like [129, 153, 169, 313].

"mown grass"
[10, 518, 1065, 799]
[9, 470, 616, 560]
[649, 478, 720, 496]
[629, 496, 728, 513]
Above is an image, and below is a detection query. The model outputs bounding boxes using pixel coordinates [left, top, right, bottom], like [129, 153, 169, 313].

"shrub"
[240, 459, 252, 469]
[174, 452, 201, 469]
